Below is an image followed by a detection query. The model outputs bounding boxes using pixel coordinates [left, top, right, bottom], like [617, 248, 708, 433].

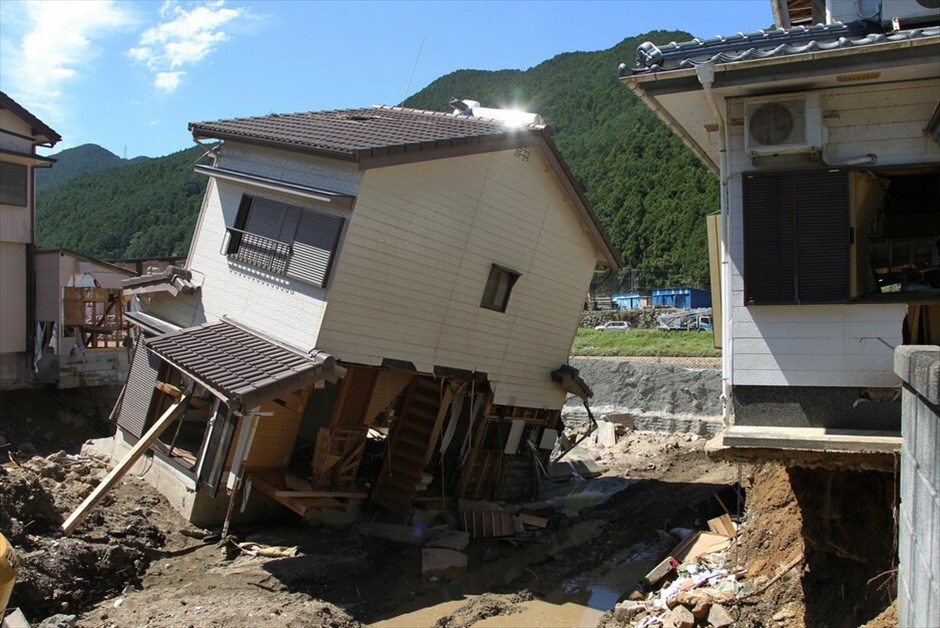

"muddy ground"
[2, 386, 897, 628]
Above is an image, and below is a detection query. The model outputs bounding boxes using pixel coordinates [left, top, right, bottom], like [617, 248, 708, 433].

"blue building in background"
[651, 288, 711, 309]
[611, 292, 650, 309]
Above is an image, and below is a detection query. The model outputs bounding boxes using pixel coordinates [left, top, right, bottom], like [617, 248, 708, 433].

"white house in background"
[113, 102, 619, 525]
[620, 0, 939, 452]
[0, 91, 60, 388]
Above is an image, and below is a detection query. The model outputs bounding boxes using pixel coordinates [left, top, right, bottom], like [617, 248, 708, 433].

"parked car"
[594, 320, 631, 331]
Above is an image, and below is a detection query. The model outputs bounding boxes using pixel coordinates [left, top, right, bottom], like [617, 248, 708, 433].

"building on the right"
[621, 1, 938, 624]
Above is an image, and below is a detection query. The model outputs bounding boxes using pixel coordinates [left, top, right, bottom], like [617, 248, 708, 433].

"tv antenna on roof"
[401, 35, 426, 106]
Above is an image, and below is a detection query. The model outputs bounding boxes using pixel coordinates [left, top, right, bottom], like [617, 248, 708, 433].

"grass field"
[571, 328, 721, 357]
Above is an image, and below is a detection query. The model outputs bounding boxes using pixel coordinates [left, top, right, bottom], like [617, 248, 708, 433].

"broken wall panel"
[231, 388, 310, 470]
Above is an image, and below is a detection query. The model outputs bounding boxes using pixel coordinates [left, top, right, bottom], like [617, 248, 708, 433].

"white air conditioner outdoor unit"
[881, 0, 940, 28]
[744, 94, 824, 159]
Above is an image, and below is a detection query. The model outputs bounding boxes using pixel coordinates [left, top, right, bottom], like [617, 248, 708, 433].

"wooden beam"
[154, 380, 183, 399]
[61, 390, 191, 535]
[273, 489, 368, 499]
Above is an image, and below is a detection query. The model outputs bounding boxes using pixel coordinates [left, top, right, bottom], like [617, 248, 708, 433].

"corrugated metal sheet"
[146, 321, 334, 408]
[116, 341, 161, 438]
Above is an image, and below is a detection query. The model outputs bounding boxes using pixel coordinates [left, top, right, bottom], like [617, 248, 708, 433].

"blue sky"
[0, 1, 772, 158]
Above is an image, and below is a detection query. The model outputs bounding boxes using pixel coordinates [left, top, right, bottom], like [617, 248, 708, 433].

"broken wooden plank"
[462, 510, 514, 538]
[518, 513, 549, 528]
[671, 531, 732, 562]
[707, 514, 736, 538]
[644, 556, 678, 586]
[154, 380, 183, 399]
[62, 390, 191, 535]
[272, 489, 368, 499]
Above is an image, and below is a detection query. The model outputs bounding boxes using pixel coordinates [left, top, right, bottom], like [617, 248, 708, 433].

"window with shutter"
[225, 195, 344, 288]
[743, 170, 849, 304]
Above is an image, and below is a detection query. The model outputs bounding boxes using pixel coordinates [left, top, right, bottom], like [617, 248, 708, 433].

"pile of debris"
[600, 505, 809, 628]
[1, 451, 166, 621]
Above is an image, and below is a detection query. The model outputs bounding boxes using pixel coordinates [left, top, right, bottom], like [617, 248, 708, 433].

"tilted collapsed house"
[113, 102, 619, 524]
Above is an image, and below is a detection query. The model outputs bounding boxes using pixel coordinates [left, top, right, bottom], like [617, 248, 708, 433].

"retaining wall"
[896, 345, 940, 628]
[564, 357, 723, 435]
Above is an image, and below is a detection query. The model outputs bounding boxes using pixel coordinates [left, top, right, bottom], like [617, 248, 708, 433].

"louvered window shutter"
[794, 171, 849, 303]
[744, 174, 797, 304]
[116, 341, 161, 438]
[743, 170, 849, 305]
[245, 197, 290, 241]
[287, 211, 344, 287]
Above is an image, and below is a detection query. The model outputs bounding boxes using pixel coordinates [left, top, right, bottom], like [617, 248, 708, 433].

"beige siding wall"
[317, 148, 600, 409]
[0, 242, 26, 353]
[34, 250, 60, 322]
[181, 142, 362, 350]
[0, 202, 31, 244]
[0, 110, 34, 153]
[725, 80, 940, 388]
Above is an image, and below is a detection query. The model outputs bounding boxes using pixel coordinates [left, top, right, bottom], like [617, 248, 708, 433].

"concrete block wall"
[58, 350, 131, 388]
[896, 345, 940, 628]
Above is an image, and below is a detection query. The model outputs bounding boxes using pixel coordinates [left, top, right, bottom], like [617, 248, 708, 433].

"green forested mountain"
[36, 31, 719, 288]
[404, 30, 718, 290]
[36, 143, 151, 192]
[36, 146, 208, 259]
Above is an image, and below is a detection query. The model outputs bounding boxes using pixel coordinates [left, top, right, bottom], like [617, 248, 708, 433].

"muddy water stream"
[373, 518, 665, 628]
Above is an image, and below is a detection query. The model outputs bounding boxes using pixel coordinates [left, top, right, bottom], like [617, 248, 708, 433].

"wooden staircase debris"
[310, 426, 368, 489]
[371, 377, 451, 515]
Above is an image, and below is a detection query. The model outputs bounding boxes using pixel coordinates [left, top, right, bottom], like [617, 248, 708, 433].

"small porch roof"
[145, 320, 336, 408]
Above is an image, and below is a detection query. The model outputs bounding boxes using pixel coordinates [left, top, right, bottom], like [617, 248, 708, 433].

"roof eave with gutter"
[0, 91, 62, 146]
[620, 35, 940, 173]
[622, 32, 940, 96]
[190, 127, 360, 163]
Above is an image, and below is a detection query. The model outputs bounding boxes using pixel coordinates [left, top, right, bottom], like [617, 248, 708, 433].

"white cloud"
[154, 71, 184, 92]
[131, 1, 244, 92]
[0, 1, 134, 123]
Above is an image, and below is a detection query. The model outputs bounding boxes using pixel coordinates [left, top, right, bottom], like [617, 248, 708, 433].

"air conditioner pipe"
[822, 145, 878, 167]
[696, 62, 734, 424]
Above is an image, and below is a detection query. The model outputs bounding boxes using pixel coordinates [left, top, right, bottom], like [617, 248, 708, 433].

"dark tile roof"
[146, 320, 335, 407]
[189, 105, 545, 161]
[620, 20, 940, 76]
[0, 90, 61, 145]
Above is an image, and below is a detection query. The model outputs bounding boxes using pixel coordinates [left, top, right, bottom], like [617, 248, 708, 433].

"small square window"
[480, 264, 520, 313]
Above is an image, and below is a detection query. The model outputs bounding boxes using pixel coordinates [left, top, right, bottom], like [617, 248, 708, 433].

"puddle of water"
[372, 536, 662, 628]
[372, 599, 467, 628]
